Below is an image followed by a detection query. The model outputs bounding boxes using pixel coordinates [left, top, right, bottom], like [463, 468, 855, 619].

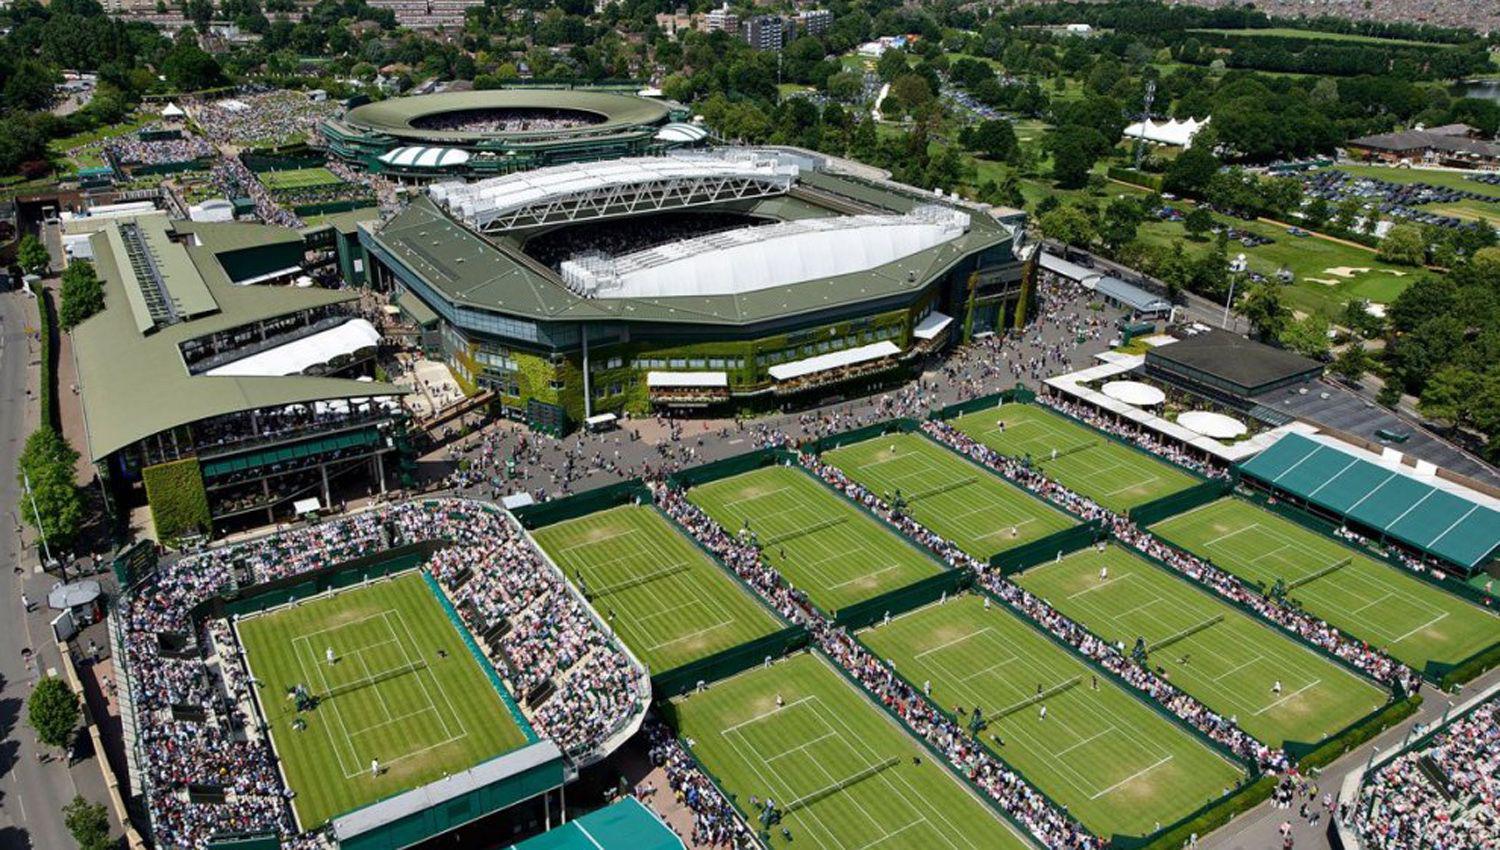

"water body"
[1458, 81, 1500, 103]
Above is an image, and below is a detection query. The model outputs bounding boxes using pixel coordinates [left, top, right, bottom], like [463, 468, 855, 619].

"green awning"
[505, 799, 682, 850]
[398, 289, 440, 328]
[201, 428, 380, 478]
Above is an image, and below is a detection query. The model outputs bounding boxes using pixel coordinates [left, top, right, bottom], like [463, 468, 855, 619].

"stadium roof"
[378, 146, 472, 169]
[340, 89, 671, 143]
[1145, 326, 1324, 397]
[429, 155, 798, 231]
[656, 122, 709, 143]
[370, 171, 1014, 326]
[69, 216, 404, 460]
[505, 799, 682, 850]
[559, 209, 969, 299]
[1094, 275, 1172, 314]
[1238, 432, 1500, 571]
[768, 340, 900, 380]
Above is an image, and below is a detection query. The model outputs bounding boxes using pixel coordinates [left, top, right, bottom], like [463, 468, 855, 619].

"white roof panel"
[206, 318, 381, 377]
[768, 341, 900, 381]
[913, 311, 954, 341]
[646, 371, 728, 388]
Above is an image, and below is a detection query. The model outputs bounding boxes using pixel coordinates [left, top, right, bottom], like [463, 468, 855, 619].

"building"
[797, 8, 832, 36]
[321, 89, 699, 182]
[1144, 326, 1324, 400]
[742, 14, 793, 50]
[360, 151, 1032, 433]
[66, 212, 407, 537]
[1346, 124, 1500, 169]
[705, 4, 738, 34]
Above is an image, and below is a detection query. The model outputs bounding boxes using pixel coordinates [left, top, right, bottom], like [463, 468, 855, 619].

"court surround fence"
[651, 627, 810, 699]
[806, 418, 919, 455]
[1127, 479, 1233, 528]
[832, 569, 971, 629]
[929, 386, 1036, 421]
[510, 480, 654, 529]
[989, 522, 1105, 575]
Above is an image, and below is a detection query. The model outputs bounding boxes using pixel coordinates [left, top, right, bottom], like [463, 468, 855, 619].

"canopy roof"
[1177, 410, 1247, 439]
[656, 122, 709, 143]
[560, 208, 969, 299]
[1101, 380, 1166, 406]
[646, 371, 727, 388]
[768, 340, 900, 381]
[913, 310, 954, 340]
[340, 89, 671, 143]
[378, 146, 473, 169]
[206, 318, 381, 377]
[1094, 275, 1172, 313]
[505, 799, 682, 850]
[1123, 116, 1209, 147]
[1238, 432, 1500, 571]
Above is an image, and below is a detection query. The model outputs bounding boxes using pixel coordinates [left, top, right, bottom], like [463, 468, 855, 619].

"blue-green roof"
[506, 799, 683, 850]
[1238, 433, 1500, 571]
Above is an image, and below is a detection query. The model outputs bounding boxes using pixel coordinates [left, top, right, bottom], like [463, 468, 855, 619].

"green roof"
[1238, 433, 1500, 571]
[70, 216, 405, 461]
[505, 800, 682, 850]
[339, 90, 670, 144]
[371, 174, 1015, 327]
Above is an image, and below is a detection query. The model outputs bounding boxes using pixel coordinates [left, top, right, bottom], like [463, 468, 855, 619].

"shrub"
[142, 458, 211, 542]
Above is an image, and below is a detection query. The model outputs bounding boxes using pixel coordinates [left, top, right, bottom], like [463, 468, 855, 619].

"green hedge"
[1132, 775, 1276, 850]
[1108, 167, 1162, 191]
[1289, 695, 1421, 772]
[37, 289, 57, 431]
[1436, 642, 1500, 691]
[142, 458, 211, 541]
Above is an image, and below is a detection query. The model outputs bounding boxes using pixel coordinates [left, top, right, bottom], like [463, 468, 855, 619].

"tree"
[1161, 146, 1219, 198]
[17, 235, 50, 277]
[163, 42, 226, 91]
[1184, 207, 1213, 240]
[965, 119, 1017, 161]
[17, 428, 84, 551]
[1099, 197, 1142, 253]
[1049, 125, 1106, 189]
[63, 796, 110, 850]
[1331, 345, 1373, 383]
[1419, 366, 1483, 431]
[28, 676, 79, 751]
[1037, 205, 1097, 249]
[1240, 282, 1289, 343]
[1379, 223, 1427, 266]
[59, 261, 105, 330]
[1281, 313, 1331, 359]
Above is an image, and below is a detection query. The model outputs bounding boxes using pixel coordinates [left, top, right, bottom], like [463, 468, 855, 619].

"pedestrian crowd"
[642, 719, 755, 848]
[1352, 695, 1498, 850]
[194, 92, 341, 148]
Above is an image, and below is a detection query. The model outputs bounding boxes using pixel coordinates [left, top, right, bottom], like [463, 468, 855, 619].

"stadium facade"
[357, 150, 1035, 433]
[321, 89, 703, 181]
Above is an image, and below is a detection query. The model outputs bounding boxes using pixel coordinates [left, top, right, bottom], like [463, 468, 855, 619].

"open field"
[236, 571, 530, 828]
[861, 595, 1246, 838]
[1188, 27, 1436, 46]
[949, 404, 1198, 513]
[672, 652, 1033, 850]
[1017, 545, 1389, 748]
[822, 433, 1075, 560]
[259, 166, 344, 190]
[1152, 499, 1500, 672]
[688, 467, 944, 613]
[531, 505, 784, 672]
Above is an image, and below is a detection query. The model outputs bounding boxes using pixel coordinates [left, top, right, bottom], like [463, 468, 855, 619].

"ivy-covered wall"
[142, 458, 211, 541]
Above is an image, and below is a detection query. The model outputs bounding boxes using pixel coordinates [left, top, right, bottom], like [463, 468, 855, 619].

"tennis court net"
[325, 659, 429, 699]
[590, 563, 690, 597]
[996, 676, 1081, 719]
[783, 756, 901, 813]
[1148, 614, 1224, 654]
[766, 516, 848, 546]
[1288, 557, 1351, 590]
[908, 477, 978, 502]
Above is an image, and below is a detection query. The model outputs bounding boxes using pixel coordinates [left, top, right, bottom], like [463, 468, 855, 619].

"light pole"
[1221, 273, 1239, 330]
[20, 468, 53, 569]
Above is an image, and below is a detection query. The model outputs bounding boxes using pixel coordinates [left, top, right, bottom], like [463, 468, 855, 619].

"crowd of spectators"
[643, 720, 756, 848]
[524, 212, 768, 272]
[409, 108, 603, 135]
[118, 500, 644, 848]
[195, 92, 342, 148]
[1352, 695, 1498, 849]
[107, 127, 216, 167]
[212, 157, 302, 228]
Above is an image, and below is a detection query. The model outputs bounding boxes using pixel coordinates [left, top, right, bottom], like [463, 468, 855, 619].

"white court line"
[915, 627, 991, 659]
[1390, 612, 1448, 645]
[1254, 680, 1320, 716]
[828, 564, 900, 590]
[1054, 727, 1113, 758]
[554, 526, 637, 553]
[1089, 756, 1173, 799]
[1348, 591, 1394, 616]
[974, 519, 1037, 541]
[959, 658, 1019, 683]
[1067, 573, 1133, 599]
[1212, 657, 1260, 683]
[722, 695, 815, 733]
[721, 485, 790, 509]
[765, 731, 839, 762]
[859, 821, 925, 850]
[1203, 523, 1259, 548]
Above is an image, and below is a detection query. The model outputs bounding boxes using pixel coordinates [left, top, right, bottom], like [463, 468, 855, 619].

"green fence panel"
[198, 546, 439, 621]
[989, 521, 1104, 575]
[207, 833, 280, 850]
[1114, 774, 1276, 850]
[667, 448, 791, 490]
[833, 569, 971, 629]
[510, 481, 653, 529]
[1128, 479, 1233, 527]
[808, 419, 918, 454]
[930, 385, 1035, 420]
[241, 151, 327, 172]
[652, 626, 810, 699]
[112, 539, 159, 589]
[290, 198, 377, 217]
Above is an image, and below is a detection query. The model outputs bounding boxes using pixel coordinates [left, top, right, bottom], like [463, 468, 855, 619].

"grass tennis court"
[236, 571, 530, 828]
[259, 166, 343, 190]
[861, 595, 1246, 838]
[688, 466, 943, 612]
[1016, 545, 1388, 748]
[822, 433, 1076, 560]
[672, 652, 1033, 850]
[1153, 499, 1500, 672]
[949, 404, 1199, 512]
[531, 505, 784, 672]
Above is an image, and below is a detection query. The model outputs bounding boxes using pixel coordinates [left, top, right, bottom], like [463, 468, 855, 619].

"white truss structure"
[559, 205, 970, 299]
[428, 154, 799, 232]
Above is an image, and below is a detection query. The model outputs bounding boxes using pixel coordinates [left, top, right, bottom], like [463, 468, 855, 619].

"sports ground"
[235, 571, 530, 828]
[1152, 499, 1500, 672]
[822, 433, 1076, 560]
[259, 166, 344, 191]
[531, 505, 784, 672]
[860, 595, 1246, 838]
[688, 467, 943, 612]
[1016, 545, 1389, 748]
[672, 652, 1034, 850]
[948, 404, 1199, 512]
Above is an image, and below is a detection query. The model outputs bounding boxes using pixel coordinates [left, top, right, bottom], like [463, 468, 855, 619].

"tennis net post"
[995, 675, 1082, 719]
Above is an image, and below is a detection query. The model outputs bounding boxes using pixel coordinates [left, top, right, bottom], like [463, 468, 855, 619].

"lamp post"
[20, 469, 53, 570]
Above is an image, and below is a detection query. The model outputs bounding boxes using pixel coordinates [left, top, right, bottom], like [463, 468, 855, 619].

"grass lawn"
[260, 166, 344, 191]
[1188, 27, 1435, 47]
[948, 404, 1199, 513]
[531, 505, 784, 672]
[1152, 499, 1500, 673]
[672, 652, 1033, 850]
[862, 595, 1247, 839]
[236, 571, 530, 828]
[688, 467, 943, 613]
[822, 433, 1075, 560]
[1017, 545, 1389, 749]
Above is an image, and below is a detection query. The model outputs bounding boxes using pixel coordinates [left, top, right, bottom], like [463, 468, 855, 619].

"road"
[0, 288, 95, 850]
